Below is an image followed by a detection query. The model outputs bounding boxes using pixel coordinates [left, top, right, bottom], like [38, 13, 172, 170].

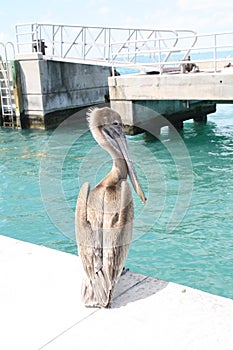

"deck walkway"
[0, 235, 232, 350]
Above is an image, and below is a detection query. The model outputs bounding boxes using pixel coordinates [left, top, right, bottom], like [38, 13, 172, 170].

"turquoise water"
[0, 105, 233, 299]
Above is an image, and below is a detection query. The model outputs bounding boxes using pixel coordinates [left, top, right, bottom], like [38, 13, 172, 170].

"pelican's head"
[87, 107, 146, 204]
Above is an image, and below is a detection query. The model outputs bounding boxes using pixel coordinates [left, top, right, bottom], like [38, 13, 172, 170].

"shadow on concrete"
[112, 270, 169, 308]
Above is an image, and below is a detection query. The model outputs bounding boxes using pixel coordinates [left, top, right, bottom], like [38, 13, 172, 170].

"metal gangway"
[0, 42, 20, 128]
[15, 23, 233, 74]
[15, 24, 197, 69]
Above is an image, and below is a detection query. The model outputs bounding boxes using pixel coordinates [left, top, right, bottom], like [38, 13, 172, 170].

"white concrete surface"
[0, 235, 232, 350]
[109, 72, 233, 101]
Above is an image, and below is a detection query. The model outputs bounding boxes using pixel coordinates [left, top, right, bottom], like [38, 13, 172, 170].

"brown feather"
[75, 107, 140, 308]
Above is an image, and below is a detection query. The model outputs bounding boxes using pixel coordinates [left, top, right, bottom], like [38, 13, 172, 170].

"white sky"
[0, 0, 233, 44]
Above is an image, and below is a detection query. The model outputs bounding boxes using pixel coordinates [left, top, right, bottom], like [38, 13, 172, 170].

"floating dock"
[0, 235, 232, 350]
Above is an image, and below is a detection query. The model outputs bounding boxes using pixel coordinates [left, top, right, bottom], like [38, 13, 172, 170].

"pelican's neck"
[98, 157, 128, 188]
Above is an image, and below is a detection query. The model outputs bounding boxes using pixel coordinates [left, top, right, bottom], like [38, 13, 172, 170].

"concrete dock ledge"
[0, 235, 232, 350]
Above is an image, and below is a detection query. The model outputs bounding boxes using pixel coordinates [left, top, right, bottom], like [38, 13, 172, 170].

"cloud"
[0, 32, 5, 41]
[178, 0, 212, 10]
[99, 6, 110, 14]
[177, 0, 233, 11]
[128, 1, 233, 34]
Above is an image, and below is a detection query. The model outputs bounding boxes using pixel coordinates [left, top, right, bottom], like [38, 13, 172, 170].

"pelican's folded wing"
[103, 180, 134, 286]
[75, 182, 94, 278]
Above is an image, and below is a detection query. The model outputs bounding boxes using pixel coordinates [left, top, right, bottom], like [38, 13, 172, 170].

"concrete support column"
[15, 53, 44, 128]
[110, 100, 133, 125]
[111, 100, 143, 134]
[193, 115, 207, 124]
[170, 120, 184, 131]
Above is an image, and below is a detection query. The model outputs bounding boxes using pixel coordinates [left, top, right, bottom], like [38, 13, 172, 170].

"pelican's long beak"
[103, 123, 147, 204]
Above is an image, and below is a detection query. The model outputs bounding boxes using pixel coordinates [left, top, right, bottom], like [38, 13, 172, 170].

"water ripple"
[0, 106, 233, 299]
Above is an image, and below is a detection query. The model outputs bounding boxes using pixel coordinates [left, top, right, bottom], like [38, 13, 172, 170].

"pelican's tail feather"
[81, 271, 113, 308]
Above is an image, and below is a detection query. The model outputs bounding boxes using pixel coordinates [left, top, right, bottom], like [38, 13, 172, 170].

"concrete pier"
[14, 53, 111, 129]
[108, 71, 233, 134]
[12, 54, 229, 132]
[1, 24, 232, 130]
[9, 54, 233, 132]
[109, 71, 233, 102]
[1, 235, 232, 350]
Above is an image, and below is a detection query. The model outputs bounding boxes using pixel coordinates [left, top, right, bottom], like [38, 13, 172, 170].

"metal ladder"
[0, 42, 20, 128]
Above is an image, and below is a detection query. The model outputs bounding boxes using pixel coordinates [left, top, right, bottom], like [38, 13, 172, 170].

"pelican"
[75, 107, 146, 308]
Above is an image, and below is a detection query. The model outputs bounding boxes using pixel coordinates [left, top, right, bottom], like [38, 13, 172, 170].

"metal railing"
[15, 23, 196, 61]
[15, 23, 233, 74]
[110, 31, 233, 74]
[0, 41, 15, 61]
[0, 42, 19, 128]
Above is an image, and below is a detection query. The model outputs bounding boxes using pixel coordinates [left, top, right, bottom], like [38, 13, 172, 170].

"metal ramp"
[15, 23, 233, 75]
[15, 24, 197, 71]
[0, 42, 20, 128]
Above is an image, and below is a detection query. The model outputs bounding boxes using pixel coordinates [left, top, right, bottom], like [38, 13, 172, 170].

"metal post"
[60, 26, 63, 58]
[15, 26, 19, 54]
[35, 23, 39, 52]
[213, 34, 217, 72]
[83, 28, 86, 60]
[39, 24, 42, 44]
[134, 30, 137, 64]
[158, 37, 162, 73]
[104, 28, 106, 59]
[52, 25, 55, 56]
[108, 28, 111, 61]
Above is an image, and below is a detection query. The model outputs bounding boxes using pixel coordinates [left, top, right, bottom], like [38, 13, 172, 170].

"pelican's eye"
[112, 121, 119, 126]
